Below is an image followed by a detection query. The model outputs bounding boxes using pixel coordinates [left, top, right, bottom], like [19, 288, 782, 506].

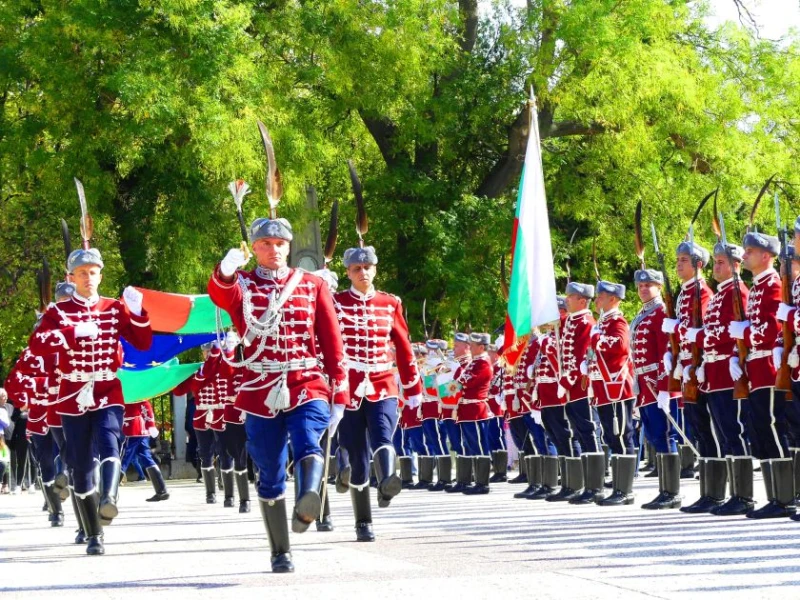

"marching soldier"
[440, 333, 470, 488]
[395, 347, 426, 489]
[779, 234, 800, 512]
[120, 398, 169, 502]
[218, 331, 250, 513]
[581, 281, 638, 506]
[630, 269, 682, 510]
[729, 232, 793, 518]
[334, 244, 423, 540]
[487, 337, 509, 483]
[687, 242, 749, 514]
[419, 340, 450, 491]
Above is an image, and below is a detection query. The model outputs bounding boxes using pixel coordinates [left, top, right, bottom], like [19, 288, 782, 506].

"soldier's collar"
[716, 277, 734, 290]
[349, 285, 376, 300]
[640, 297, 663, 312]
[568, 308, 592, 318]
[680, 275, 705, 291]
[73, 292, 100, 307]
[473, 351, 489, 361]
[602, 307, 621, 319]
[255, 265, 290, 281]
[752, 267, 777, 284]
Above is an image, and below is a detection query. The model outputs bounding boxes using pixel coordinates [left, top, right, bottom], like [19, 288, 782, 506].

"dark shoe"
[351, 485, 375, 542]
[412, 456, 435, 489]
[446, 456, 472, 494]
[711, 457, 754, 516]
[748, 458, 796, 519]
[529, 456, 559, 500]
[202, 468, 217, 504]
[374, 447, 402, 508]
[547, 457, 582, 502]
[76, 493, 104, 556]
[356, 521, 375, 542]
[570, 453, 605, 505]
[292, 455, 323, 533]
[430, 456, 452, 491]
[258, 498, 294, 573]
[53, 471, 70, 502]
[145, 466, 170, 502]
[335, 464, 351, 494]
[463, 457, 491, 495]
[316, 514, 334, 532]
[682, 458, 727, 514]
[222, 469, 235, 508]
[399, 457, 415, 490]
[236, 470, 251, 512]
[97, 459, 121, 523]
[679, 445, 696, 479]
[489, 450, 508, 483]
[509, 452, 528, 484]
[641, 453, 681, 510]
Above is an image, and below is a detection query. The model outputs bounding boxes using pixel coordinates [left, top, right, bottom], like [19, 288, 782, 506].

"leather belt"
[634, 363, 659, 376]
[247, 357, 318, 374]
[703, 352, 730, 364]
[346, 360, 393, 373]
[537, 376, 558, 383]
[459, 398, 488, 405]
[62, 370, 115, 383]
[747, 350, 771, 361]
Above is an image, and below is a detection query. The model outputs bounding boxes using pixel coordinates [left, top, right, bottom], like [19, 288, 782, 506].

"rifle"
[651, 222, 682, 393]
[775, 190, 793, 393]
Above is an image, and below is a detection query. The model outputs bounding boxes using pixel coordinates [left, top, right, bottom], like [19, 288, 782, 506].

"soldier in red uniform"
[441, 333, 470, 485]
[630, 269, 682, 510]
[419, 340, 449, 491]
[334, 245, 422, 540]
[729, 232, 793, 518]
[29, 247, 152, 555]
[486, 338, 509, 483]
[209, 214, 347, 572]
[581, 280, 637, 506]
[121, 398, 168, 502]
[394, 345, 426, 489]
[686, 242, 749, 515]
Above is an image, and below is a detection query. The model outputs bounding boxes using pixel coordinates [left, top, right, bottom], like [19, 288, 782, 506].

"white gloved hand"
[557, 384, 567, 399]
[777, 302, 795, 322]
[657, 391, 671, 413]
[729, 356, 743, 381]
[579, 360, 589, 376]
[148, 426, 159, 438]
[686, 327, 702, 343]
[790, 349, 800, 369]
[773, 347, 784, 367]
[728, 320, 750, 340]
[682, 366, 692, 384]
[329, 404, 345, 434]
[661, 318, 679, 334]
[662, 351, 674, 375]
[406, 394, 422, 409]
[531, 409, 543, 425]
[697, 362, 706, 384]
[220, 248, 248, 277]
[122, 286, 144, 316]
[527, 365, 535, 379]
[75, 322, 99, 338]
[590, 325, 601, 337]
[313, 269, 339, 293]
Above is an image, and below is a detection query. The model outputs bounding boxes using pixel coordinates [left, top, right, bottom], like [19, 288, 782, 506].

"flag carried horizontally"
[502, 94, 559, 366]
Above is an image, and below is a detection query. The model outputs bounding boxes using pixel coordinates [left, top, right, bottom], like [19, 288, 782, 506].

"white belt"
[703, 351, 730, 364]
[197, 404, 216, 411]
[62, 370, 115, 383]
[678, 351, 692, 361]
[747, 350, 771, 361]
[247, 357, 318, 374]
[459, 398, 488, 405]
[346, 360, 393, 373]
[634, 363, 658, 376]
[537, 376, 558, 384]
[589, 373, 603, 381]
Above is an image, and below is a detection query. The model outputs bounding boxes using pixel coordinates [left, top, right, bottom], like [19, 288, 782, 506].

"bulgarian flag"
[502, 95, 559, 366]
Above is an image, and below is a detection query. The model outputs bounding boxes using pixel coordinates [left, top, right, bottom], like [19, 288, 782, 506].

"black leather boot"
[44, 482, 64, 527]
[76, 493, 104, 556]
[548, 456, 583, 502]
[222, 469, 235, 507]
[316, 489, 333, 532]
[748, 458, 796, 519]
[399, 457, 415, 490]
[446, 456, 472, 493]
[489, 450, 508, 483]
[642, 442, 656, 472]
[327, 455, 337, 485]
[464, 457, 491, 495]
[570, 453, 606, 505]
[644, 443, 659, 478]
[792, 449, 800, 506]
[369, 461, 378, 488]
[53, 470, 70, 502]
[202, 468, 217, 504]
[682, 458, 726, 513]
[515, 456, 542, 499]
[351, 485, 375, 542]
[292, 455, 323, 533]
[236, 470, 251, 513]
[598, 455, 636, 506]
[679, 445, 696, 479]
[413, 456, 435, 489]
[508, 452, 528, 484]
[712, 456, 754, 516]
[335, 462, 351, 494]
[98, 459, 121, 523]
[70, 488, 87, 543]
[374, 447, 402, 508]
[258, 498, 294, 573]
[430, 455, 452, 492]
[145, 465, 170, 502]
[530, 455, 559, 500]
[642, 453, 681, 509]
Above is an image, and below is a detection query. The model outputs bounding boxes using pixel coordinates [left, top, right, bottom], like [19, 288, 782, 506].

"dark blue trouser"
[394, 426, 425, 457]
[222, 422, 248, 471]
[542, 405, 581, 456]
[566, 398, 600, 453]
[639, 401, 679, 454]
[245, 400, 329, 499]
[521, 414, 557, 455]
[786, 382, 800, 447]
[196, 429, 233, 471]
[707, 390, 750, 456]
[121, 437, 157, 471]
[459, 420, 489, 457]
[421, 419, 446, 456]
[597, 400, 635, 455]
[508, 417, 535, 455]
[60, 406, 123, 494]
[339, 398, 398, 487]
[30, 432, 57, 483]
[684, 395, 721, 457]
[486, 417, 506, 452]
[441, 419, 463, 455]
[747, 387, 789, 459]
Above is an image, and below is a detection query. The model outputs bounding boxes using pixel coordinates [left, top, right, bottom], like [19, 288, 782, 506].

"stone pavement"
[1, 469, 799, 599]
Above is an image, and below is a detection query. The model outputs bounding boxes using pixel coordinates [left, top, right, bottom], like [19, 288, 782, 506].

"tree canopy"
[1, 0, 799, 375]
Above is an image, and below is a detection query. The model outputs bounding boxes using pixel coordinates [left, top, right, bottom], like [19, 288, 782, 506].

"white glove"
[526, 365, 535, 379]
[329, 404, 345, 434]
[728, 320, 750, 340]
[531, 409, 543, 425]
[686, 327, 702, 343]
[590, 325, 601, 337]
[220, 248, 248, 277]
[729, 356, 743, 381]
[661, 318, 679, 334]
[777, 302, 795, 322]
[313, 269, 339, 293]
[579, 360, 589, 376]
[148, 426, 159, 438]
[75, 322, 99, 338]
[773, 347, 784, 367]
[557, 384, 567, 399]
[662, 351, 674, 375]
[697, 362, 706, 384]
[790, 349, 800, 369]
[406, 394, 422, 409]
[656, 391, 671, 413]
[122, 286, 144, 316]
[682, 366, 692, 384]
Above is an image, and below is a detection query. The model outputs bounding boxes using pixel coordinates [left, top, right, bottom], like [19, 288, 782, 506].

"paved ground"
[1, 468, 799, 599]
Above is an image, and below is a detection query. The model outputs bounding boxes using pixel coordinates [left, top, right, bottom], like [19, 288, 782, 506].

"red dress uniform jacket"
[217, 352, 245, 425]
[560, 309, 595, 403]
[509, 336, 540, 419]
[695, 278, 749, 393]
[420, 356, 443, 421]
[455, 353, 493, 423]
[630, 299, 674, 407]
[789, 274, 800, 382]
[398, 373, 423, 428]
[174, 348, 219, 431]
[674, 278, 712, 381]
[742, 268, 782, 392]
[487, 361, 506, 417]
[333, 287, 422, 409]
[4, 347, 57, 436]
[123, 400, 156, 437]
[588, 309, 634, 406]
[28, 294, 152, 416]
[209, 266, 348, 418]
[535, 330, 562, 409]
